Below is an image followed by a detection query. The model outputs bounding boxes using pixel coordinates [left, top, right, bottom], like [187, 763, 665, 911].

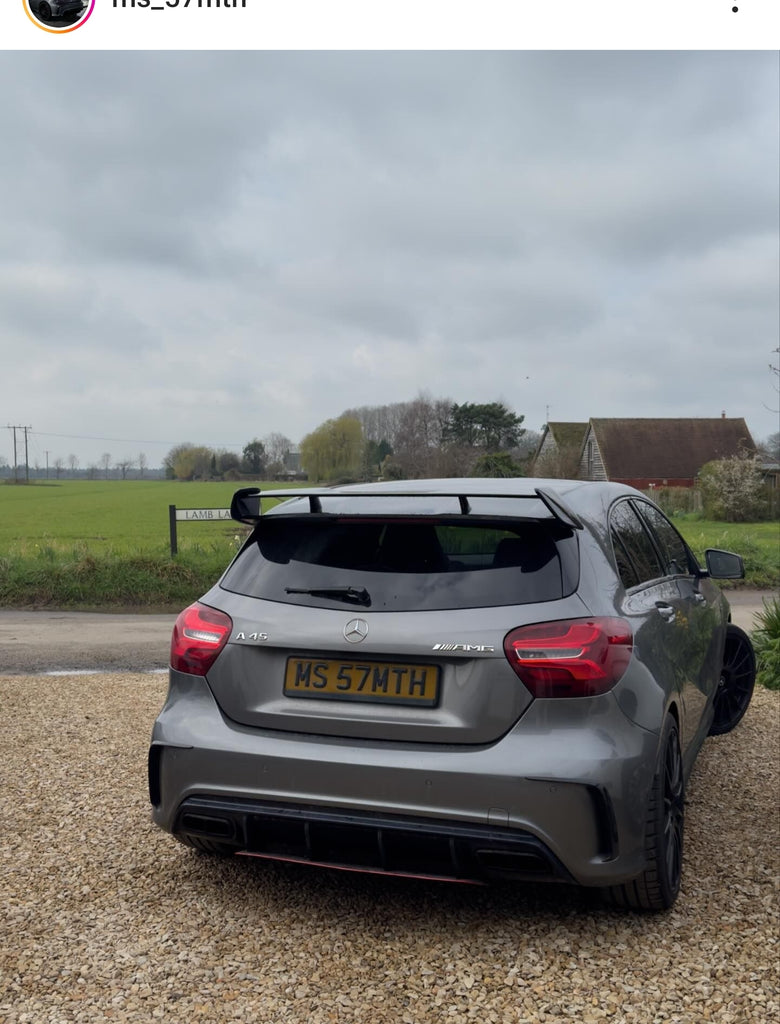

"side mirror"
[704, 548, 745, 580]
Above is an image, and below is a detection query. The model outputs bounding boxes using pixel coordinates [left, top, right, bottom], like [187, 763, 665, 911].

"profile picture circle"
[25, 0, 95, 31]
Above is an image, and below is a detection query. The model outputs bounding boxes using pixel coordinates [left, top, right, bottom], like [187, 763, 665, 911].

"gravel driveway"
[1, 673, 778, 1024]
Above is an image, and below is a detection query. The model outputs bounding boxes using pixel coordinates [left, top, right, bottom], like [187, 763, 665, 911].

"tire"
[37, 1, 52, 18]
[709, 624, 755, 736]
[605, 715, 684, 912]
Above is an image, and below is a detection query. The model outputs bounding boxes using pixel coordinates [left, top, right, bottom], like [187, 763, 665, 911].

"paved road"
[723, 588, 777, 633]
[0, 610, 175, 675]
[1, 589, 776, 675]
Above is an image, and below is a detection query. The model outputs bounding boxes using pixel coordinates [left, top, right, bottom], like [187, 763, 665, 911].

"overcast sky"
[1, 51, 777, 470]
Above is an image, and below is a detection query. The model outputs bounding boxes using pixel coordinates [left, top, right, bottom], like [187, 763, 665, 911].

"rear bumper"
[172, 796, 576, 884]
[149, 670, 659, 888]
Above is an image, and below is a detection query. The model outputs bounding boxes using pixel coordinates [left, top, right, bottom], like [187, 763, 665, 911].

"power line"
[29, 430, 246, 449]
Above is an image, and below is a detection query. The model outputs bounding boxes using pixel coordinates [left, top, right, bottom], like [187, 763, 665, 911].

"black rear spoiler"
[230, 486, 584, 530]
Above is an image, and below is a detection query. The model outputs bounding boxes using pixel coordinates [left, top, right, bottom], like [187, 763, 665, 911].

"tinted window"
[633, 502, 694, 577]
[221, 516, 578, 610]
[609, 501, 664, 588]
[610, 529, 640, 589]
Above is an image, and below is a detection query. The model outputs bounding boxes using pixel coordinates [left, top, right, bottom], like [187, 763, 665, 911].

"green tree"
[471, 452, 525, 478]
[380, 455, 406, 480]
[179, 446, 215, 480]
[300, 416, 364, 482]
[242, 439, 267, 477]
[162, 444, 216, 480]
[164, 443, 190, 479]
[215, 450, 241, 476]
[445, 402, 525, 450]
[364, 439, 393, 477]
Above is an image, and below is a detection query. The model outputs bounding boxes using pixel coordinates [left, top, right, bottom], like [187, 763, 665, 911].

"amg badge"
[432, 643, 495, 653]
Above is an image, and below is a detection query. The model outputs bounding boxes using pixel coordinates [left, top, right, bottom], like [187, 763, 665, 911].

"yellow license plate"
[284, 658, 440, 706]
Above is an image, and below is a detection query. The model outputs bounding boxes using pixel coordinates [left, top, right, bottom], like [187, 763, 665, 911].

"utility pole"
[45, 450, 50, 479]
[7, 425, 31, 483]
[9, 426, 18, 481]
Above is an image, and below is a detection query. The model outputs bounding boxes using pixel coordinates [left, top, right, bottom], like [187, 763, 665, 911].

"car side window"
[610, 527, 640, 589]
[609, 500, 664, 588]
[633, 502, 694, 577]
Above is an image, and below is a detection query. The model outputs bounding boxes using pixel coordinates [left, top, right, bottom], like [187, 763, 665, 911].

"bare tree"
[138, 452, 148, 479]
[392, 392, 456, 478]
[342, 403, 407, 448]
[53, 457, 65, 480]
[100, 453, 112, 480]
[514, 429, 542, 459]
[68, 454, 79, 477]
[263, 432, 293, 466]
[116, 458, 134, 480]
[757, 432, 780, 463]
[534, 444, 584, 479]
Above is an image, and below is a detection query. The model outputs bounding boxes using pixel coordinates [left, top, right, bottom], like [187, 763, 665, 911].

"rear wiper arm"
[285, 586, 371, 607]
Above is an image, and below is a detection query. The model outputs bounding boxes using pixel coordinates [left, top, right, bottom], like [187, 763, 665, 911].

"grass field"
[674, 517, 780, 590]
[0, 480, 298, 609]
[0, 480, 777, 609]
[0, 480, 268, 555]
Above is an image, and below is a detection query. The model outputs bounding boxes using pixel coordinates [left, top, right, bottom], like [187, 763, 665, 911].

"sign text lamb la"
[175, 508, 232, 521]
[169, 505, 235, 556]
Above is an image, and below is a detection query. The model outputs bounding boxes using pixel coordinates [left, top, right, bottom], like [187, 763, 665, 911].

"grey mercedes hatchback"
[148, 478, 755, 911]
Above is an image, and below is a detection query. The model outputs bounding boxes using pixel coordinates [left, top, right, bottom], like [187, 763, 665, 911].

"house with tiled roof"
[534, 416, 756, 488]
[579, 416, 756, 488]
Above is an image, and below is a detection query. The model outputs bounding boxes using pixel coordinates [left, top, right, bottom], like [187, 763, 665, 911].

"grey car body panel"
[200, 588, 592, 743]
[150, 669, 659, 886]
[149, 477, 739, 891]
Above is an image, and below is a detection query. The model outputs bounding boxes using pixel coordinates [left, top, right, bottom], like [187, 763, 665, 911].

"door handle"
[655, 602, 676, 621]
[693, 593, 707, 605]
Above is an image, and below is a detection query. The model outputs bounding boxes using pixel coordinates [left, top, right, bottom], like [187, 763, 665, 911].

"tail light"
[171, 603, 233, 676]
[504, 618, 633, 698]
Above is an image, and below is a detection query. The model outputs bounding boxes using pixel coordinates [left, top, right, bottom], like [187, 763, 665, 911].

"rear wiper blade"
[285, 586, 371, 606]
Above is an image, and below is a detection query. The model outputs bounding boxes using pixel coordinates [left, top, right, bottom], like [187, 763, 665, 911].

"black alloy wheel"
[660, 724, 684, 898]
[37, 1, 52, 18]
[605, 715, 684, 912]
[709, 624, 756, 736]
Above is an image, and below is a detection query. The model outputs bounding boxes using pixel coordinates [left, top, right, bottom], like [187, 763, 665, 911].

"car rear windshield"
[220, 516, 579, 611]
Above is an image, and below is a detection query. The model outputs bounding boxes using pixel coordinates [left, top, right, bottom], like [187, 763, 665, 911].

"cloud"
[0, 50, 777, 468]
